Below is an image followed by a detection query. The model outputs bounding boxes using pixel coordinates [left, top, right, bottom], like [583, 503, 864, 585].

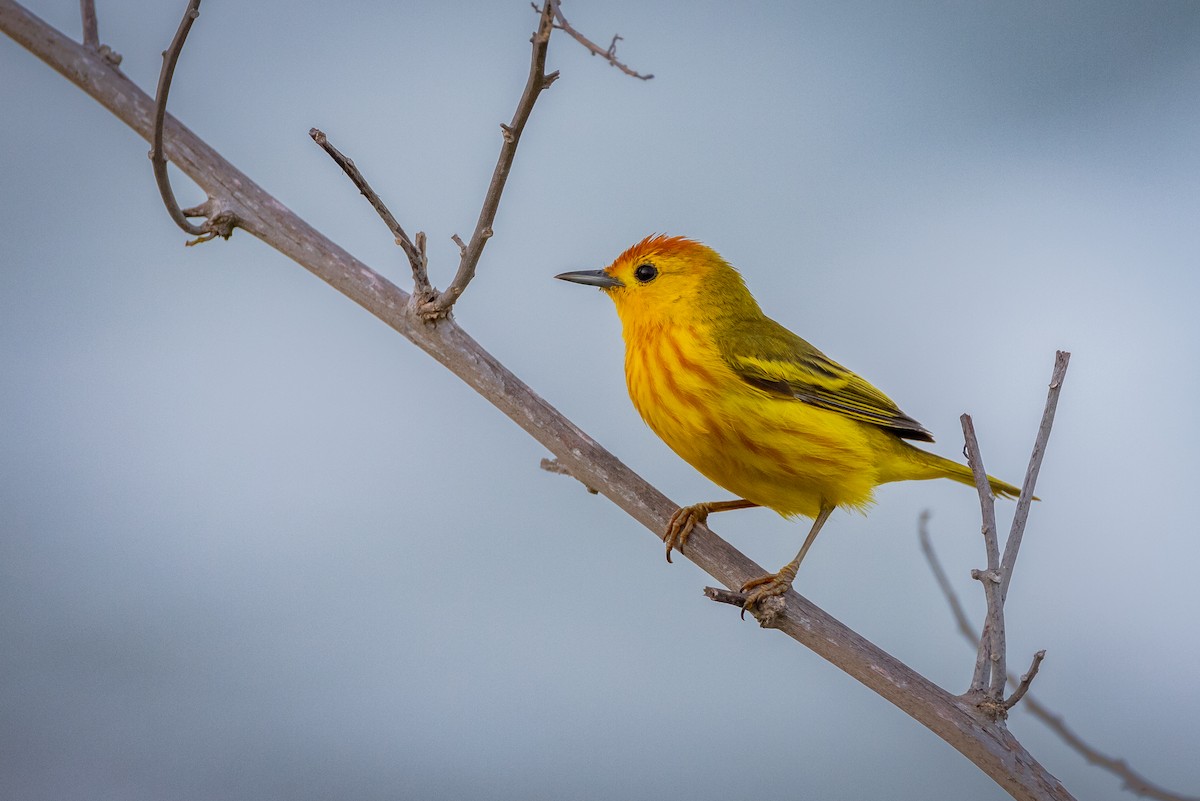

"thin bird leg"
[664, 499, 759, 563]
[740, 504, 835, 615]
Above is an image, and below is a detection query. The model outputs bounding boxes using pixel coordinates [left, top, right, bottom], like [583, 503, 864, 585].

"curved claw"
[738, 570, 796, 620]
[664, 505, 707, 564]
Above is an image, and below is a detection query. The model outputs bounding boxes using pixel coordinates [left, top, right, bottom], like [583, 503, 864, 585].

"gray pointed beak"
[555, 269, 624, 289]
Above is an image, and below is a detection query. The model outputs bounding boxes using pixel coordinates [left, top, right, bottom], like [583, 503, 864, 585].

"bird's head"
[556, 235, 759, 326]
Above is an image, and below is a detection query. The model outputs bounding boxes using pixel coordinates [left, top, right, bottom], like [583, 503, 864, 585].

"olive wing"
[719, 318, 934, 442]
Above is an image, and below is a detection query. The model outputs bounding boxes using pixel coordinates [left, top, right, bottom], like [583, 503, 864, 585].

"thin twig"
[961, 413, 1007, 701]
[547, 0, 653, 80]
[703, 586, 746, 606]
[417, 0, 560, 319]
[307, 128, 434, 302]
[79, 0, 96, 47]
[920, 514, 1198, 801]
[1000, 350, 1071, 603]
[150, 0, 211, 240]
[1003, 650, 1046, 711]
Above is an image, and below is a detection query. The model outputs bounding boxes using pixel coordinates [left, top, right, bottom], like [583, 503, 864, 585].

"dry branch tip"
[546, 0, 654, 80]
[1003, 650, 1046, 711]
[307, 127, 436, 304]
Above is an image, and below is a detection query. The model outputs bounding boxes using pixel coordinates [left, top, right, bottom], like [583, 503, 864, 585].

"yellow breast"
[622, 321, 886, 519]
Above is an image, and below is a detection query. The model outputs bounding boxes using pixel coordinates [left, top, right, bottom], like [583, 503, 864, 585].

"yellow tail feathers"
[892, 445, 1024, 500]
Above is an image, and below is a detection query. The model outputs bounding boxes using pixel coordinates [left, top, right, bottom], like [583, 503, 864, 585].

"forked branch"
[919, 513, 1197, 801]
[416, 0, 561, 319]
[961, 351, 1070, 708]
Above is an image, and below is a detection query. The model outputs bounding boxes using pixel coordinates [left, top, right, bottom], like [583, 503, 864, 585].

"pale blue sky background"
[3, 2, 1199, 799]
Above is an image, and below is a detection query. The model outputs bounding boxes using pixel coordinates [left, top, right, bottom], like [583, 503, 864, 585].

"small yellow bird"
[557, 235, 1020, 613]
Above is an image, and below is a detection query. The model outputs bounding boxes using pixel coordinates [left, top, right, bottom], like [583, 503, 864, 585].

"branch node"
[499, 123, 515, 143]
[179, 199, 237, 244]
[539, 457, 598, 494]
[975, 695, 1009, 723]
[703, 586, 786, 628]
[970, 568, 1001, 584]
[97, 44, 123, 66]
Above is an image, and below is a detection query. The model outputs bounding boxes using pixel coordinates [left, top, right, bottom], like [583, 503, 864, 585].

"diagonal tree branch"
[0, 3, 1076, 799]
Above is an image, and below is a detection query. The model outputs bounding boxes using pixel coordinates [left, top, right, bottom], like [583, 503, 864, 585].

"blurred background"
[3, 2, 1198, 799]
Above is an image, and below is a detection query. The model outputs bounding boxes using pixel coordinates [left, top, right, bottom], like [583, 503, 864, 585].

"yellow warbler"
[557, 235, 1020, 613]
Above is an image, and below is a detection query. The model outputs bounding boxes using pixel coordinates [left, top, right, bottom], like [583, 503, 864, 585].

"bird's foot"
[738, 566, 798, 620]
[664, 503, 712, 564]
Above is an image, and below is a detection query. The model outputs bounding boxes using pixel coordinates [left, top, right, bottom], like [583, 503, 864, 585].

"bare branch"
[149, 0, 232, 243]
[307, 127, 433, 303]
[1003, 650, 1046, 711]
[418, 1, 560, 319]
[548, 0, 653, 80]
[1000, 351, 1071, 603]
[961, 413, 1008, 701]
[79, 0, 96, 46]
[921, 515, 1198, 801]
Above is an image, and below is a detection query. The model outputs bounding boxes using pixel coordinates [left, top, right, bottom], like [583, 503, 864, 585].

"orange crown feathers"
[609, 235, 710, 269]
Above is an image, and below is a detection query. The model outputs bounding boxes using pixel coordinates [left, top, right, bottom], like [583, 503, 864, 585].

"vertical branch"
[80, 0, 97, 47]
[961, 414, 1007, 698]
[1000, 350, 1071, 603]
[417, 0, 559, 318]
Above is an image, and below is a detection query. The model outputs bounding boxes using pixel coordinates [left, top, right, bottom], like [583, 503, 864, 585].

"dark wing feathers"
[719, 318, 935, 442]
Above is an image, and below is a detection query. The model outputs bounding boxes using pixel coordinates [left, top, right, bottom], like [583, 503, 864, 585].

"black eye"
[634, 263, 658, 283]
